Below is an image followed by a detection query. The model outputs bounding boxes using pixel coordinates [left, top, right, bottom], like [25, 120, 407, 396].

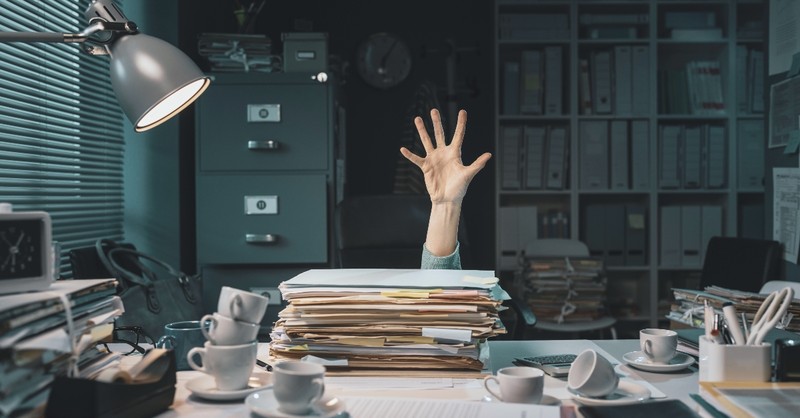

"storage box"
[698, 336, 771, 382]
[282, 32, 328, 73]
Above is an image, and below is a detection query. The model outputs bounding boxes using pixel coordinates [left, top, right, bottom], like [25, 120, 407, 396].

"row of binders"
[735, 46, 765, 114]
[502, 46, 564, 115]
[498, 206, 570, 271]
[501, 124, 568, 190]
[580, 120, 649, 191]
[584, 203, 647, 267]
[0, 279, 122, 417]
[659, 124, 726, 190]
[269, 269, 508, 376]
[498, 13, 569, 41]
[660, 205, 722, 268]
[579, 46, 650, 116]
[658, 60, 725, 115]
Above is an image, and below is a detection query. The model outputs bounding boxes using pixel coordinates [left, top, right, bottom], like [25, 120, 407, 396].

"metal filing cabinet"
[195, 73, 337, 326]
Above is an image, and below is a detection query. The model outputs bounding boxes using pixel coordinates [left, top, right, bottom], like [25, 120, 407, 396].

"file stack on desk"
[0, 279, 123, 417]
[515, 257, 608, 323]
[666, 287, 734, 329]
[703, 285, 800, 333]
[269, 269, 509, 376]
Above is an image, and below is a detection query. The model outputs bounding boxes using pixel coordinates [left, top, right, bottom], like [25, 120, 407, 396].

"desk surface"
[156, 339, 704, 417]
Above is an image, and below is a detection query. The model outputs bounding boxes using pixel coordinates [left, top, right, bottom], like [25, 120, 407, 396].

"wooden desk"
[155, 339, 704, 417]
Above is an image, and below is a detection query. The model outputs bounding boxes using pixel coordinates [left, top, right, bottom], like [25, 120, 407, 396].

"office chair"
[699, 236, 782, 293]
[516, 238, 617, 339]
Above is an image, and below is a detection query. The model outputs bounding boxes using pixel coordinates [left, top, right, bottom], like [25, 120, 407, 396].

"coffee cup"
[155, 320, 209, 371]
[218, 286, 270, 324]
[483, 366, 544, 404]
[567, 349, 619, 398]
[200, 312, 260, 345]
[187, 341, 257, 391]
[640, 328, 678, 364]
[272, 361, 326, 415]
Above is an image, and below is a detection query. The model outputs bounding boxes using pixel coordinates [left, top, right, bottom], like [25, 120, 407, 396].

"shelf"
[498, 40, 570, 46]
[494, 0, 766, 330]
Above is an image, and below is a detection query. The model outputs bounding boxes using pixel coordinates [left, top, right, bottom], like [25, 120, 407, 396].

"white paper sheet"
[772, 167, 800, 263]
[341, 396, 560, 418]
[284, 269, 497, 289]
[770, 0, 800, 75]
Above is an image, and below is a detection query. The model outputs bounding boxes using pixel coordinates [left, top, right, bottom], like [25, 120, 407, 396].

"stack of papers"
[516, 257, 608, 323]
[269, 269, 509, 375]
[0, 279, 122, 417]
[197, 33, 278, 73]
[668, 286, 800, 332]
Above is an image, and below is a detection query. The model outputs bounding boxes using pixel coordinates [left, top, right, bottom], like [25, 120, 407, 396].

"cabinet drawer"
[196, 174, 328, 264]
[197, 83, 329, 172]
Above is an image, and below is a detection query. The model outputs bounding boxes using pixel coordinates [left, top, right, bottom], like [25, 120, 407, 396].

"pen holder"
[698, 336, 771, 382]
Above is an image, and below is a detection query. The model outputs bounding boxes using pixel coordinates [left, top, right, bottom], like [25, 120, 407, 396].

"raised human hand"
[399, 109, 491, 204]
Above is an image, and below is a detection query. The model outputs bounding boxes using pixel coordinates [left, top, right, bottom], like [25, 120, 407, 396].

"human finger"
[451, 110, 467, 149]
[414, 116, 435, 154]
[400, 147, 425, 168]
[465, 152, 492, 179]
[431, 109, 446, 148]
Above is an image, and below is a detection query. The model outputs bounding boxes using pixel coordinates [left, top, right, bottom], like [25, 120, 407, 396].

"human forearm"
[425, 201, 462, 257]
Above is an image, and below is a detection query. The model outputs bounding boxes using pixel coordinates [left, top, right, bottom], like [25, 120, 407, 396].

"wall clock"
[356, 33, 412, 89]
[0, 204, 53, 294]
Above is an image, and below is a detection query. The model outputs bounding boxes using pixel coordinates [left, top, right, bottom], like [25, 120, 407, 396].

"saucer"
[246, 388, 348, 418]
[539, 394, 561, 406]
[622, 351, 695, 372]
[186, 371, 273, 401]
[569, 380, 651, 406]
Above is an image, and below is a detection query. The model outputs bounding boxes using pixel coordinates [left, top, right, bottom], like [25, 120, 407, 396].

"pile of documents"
[515, 257, 608, 323]
[269, 269, 509, 375]
[197, 33, 278, 73]
[0, 279, 123, 417]
[667, 286, 800, 332]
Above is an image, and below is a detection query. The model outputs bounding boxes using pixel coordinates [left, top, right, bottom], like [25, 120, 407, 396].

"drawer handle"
[245, 234, 279, 244]
[248, 140, 280, 150]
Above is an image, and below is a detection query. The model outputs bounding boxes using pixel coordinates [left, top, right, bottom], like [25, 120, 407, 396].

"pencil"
[690, 393, 730, 418]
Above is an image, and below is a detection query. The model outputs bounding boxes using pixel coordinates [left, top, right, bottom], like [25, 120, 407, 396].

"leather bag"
[94, 239, 203, 340]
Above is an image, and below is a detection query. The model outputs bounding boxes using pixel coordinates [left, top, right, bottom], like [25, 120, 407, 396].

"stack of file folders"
[197, 33, 278, 73]
[668, 286, 800, 332]
[515, 257, 608, 323]
[269, 269, 509, 375]
[0, 279, 123, 417]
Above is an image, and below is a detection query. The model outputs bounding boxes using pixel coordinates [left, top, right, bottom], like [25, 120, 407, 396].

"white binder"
[631, 46, 650, 115]
[631, 120, 650, 190]
[545, 126, 568, 190]
[544, 46, 563, 115]
[520, 50, 543, 114]
[682, 125, 703, 189]
[580, 120, 609, 190]
[523, 126, 546, 189]
[659, 125, 682, 189]
[591, 50, 612, 114]
[610, 120, 629, 190]
[614, 45, 632, 115]
[501, 126, 522, 189]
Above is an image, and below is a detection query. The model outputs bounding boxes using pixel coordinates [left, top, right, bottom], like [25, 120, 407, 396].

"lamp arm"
[0, 20, 135, 44]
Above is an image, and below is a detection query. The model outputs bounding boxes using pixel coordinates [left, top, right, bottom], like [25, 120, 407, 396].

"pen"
[690, 393, 731, 418]
[704, 301, 714, 340]
[741, 312, 749, 340]
[722, 302, 746, 345]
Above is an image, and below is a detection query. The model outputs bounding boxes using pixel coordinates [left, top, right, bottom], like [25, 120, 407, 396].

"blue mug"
[156, 320, 209, 371]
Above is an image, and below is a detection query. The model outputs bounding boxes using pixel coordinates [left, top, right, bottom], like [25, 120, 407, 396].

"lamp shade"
[108, 32, 210, 132]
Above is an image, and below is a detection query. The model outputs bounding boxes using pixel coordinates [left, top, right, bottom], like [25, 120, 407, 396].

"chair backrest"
[335, 194, 471, 268]
[759, 280, 800, 295]
[522, 238, 590, 258]
[700, 236, 782, 293]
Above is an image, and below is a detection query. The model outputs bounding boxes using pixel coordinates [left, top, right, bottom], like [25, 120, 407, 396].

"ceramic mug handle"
[156, 334, 176, 349]
[483, 376, 503, 401]
[200, 314, 216, 343]
[229, 294, 244, 321]
[186, 347, 207, 373]
[643, 339, 654, 359]
[309, 377, 326, 404]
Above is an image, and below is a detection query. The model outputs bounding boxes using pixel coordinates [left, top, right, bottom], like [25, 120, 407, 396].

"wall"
[121, 2, 186, 269]
[177, 0, 496, 269]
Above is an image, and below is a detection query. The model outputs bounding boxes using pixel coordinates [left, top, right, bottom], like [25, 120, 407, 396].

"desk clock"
[0, 203, 53, 294]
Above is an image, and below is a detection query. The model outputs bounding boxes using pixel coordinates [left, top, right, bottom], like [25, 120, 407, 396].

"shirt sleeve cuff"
[421, 241, 462, 270]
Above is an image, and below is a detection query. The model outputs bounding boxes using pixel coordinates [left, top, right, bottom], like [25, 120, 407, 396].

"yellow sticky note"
[382, 290, 430, 298]
[338, 337, 386, 347]
[628, 214, 645, 229]
[286, 344, 309, 351]
[386, 336, 436, 344]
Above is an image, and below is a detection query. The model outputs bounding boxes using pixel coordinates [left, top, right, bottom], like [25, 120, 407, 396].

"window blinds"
[0, 0, 125, 278]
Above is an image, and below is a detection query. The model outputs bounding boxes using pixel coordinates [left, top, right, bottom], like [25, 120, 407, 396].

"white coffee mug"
[483, 366, 544, 404]
[567, 349, 619, 398]
[272, 361, 326, 415]
[218, 286, 270, 324]
[200, 312, 260, 345]
[187, 341, 257, 391]
[640, 328, 678, 364]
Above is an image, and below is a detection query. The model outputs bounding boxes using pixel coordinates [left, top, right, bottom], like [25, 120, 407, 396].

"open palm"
[400, 109, 491, 204]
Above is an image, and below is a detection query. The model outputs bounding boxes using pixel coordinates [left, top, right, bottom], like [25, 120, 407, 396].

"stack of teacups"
[187, 286, 270, 391]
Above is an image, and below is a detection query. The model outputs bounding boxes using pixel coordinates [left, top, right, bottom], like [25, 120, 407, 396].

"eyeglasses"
[106, 325, 155, 355]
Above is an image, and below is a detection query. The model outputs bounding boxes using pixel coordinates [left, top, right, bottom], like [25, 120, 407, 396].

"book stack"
[197, 33, 278, 73]
[515, 257, 608, 323]
[269, 269, 509, 376]
[0, 279, 122, 417]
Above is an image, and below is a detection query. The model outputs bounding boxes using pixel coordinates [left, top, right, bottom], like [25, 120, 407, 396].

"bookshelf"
[494, 0, 767, 335]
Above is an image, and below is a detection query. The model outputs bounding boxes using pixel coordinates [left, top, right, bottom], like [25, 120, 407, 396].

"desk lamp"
[0, 0, 210, 132]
